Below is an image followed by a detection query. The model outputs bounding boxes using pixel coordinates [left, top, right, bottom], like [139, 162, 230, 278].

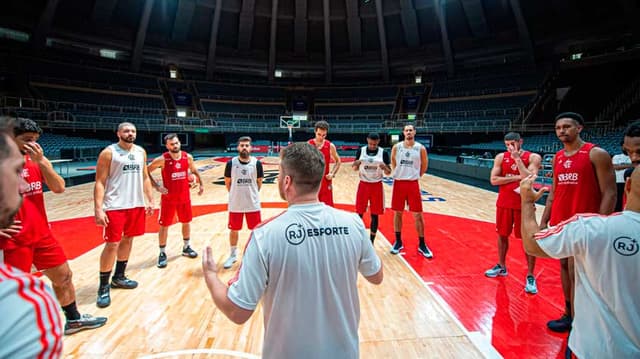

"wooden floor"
[43, 155, 511, 358]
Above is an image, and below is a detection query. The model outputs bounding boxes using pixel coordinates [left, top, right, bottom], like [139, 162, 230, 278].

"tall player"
[0, 118, 107, 334]
[223, 136, 263, 269]
[352, 132, 391, 243]
[540, 112, 616, 333]
[147, 133, 203, 268]
[484, 132, 542, 294]
[308, 120, 341, 206]
[94, 122, 154, 308]
[390, 124, 432, 258]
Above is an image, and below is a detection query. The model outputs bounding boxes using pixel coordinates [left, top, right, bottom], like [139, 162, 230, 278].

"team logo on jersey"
[613, 236, 638, 256]
[175, 162, 181, 169]
[563, 159, 572, 169]
[285, 223, 306, 245]
[510, 163, 518, 171]
[128, 154, 135, 161]
[404, 151, 410, 158]
[21, 168, 30, 179]
[241, 169, 247, 175]
[212, 169, 278, 186]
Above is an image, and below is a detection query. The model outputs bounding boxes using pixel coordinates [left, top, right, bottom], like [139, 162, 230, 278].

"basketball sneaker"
[111, 276, 138, 289]
[182, 246, 198, 258]
[223, 254, 237, 269]
[418, 244, 433, 259]
[390, 241, 403, 254]
[157, 252, 168, 268]
[96, 285, 111, 308]
[484, 264, 508, 278]
[525, 275, 538, 294]
[64, 314, 108, 335]
[547, 314, 572, 333]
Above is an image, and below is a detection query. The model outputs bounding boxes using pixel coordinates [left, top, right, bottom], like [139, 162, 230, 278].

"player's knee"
[51, 267, 73, 288]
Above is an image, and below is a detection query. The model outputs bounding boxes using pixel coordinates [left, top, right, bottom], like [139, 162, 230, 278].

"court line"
[139, 348, 260, 359]
[379, 234, 503, 359]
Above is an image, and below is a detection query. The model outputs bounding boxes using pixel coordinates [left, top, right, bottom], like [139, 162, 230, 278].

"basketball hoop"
[280, 116, 301, 145]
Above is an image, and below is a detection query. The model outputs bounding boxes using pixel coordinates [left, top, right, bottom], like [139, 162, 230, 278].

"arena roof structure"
[2, 0, 637, 83]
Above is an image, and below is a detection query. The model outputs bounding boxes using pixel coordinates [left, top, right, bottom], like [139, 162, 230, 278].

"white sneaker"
[525, 275, 538, 294]
[223, 254, 237, 269]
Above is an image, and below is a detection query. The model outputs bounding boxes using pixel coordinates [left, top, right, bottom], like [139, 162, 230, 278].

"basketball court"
[41, 152, 568, 358]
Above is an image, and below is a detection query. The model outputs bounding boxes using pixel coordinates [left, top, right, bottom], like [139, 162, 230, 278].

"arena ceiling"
[1, 0, 636, 82]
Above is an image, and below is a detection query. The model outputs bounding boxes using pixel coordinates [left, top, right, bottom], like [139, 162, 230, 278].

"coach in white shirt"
[202, 142, 383, 359]
[520, 170, 640, 358]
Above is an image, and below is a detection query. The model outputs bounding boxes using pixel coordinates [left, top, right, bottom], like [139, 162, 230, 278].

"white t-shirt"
[227, 202, 382, 359]
[612, 153, 631, 183]
[536, 211, 640, 358]
[103, 143, 146, 210]
[393, 142, 424, 180]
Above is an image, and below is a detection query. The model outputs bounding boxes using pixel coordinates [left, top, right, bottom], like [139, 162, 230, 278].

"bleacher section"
[461, 128, 626, 155]
[25, 58, 161, 95]
[314, 86, 398, 102]
[197, 82, 285, 102]
[38, 133, 111, 160]
[33, 84, 166, 109]
[430, 67, 544, 98]
[201, 101, 285, 116]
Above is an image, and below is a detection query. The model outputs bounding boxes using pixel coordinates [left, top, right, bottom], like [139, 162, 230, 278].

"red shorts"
[104, 207, 146, 243]
[356, 181, 385, 215]
[2, 232, 67, 272]
[158, 200, 193, 226]
[318, 178, 334, 207]
[391, 180, 423, 212]
[496, 207, 521, 238]
[228, 211, 262, 231]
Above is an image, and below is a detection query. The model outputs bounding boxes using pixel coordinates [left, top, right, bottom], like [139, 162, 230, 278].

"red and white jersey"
[496, 151, 531, 209]
[161, 151, 190, 204]
[103, 143, 146, 211]
[0, 263, 63, 358]
[308, 139, 331, 176]
[550, 142, 601, 226]
[1, 155, 50, 249]
[393, 142, 424, 180]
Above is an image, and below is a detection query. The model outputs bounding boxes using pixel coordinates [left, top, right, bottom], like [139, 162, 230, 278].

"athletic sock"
[113, 260, 128, 279]
[183, 238, 190, 250]
[370, 232, 376, 244]
[394, 232, 402, 244]
[62, 301, 81, 321]
[99, 271, 111, 287]
[230, 246, 237, 257]
[419, 237, 426, 247]
[159, 245, 166, 254]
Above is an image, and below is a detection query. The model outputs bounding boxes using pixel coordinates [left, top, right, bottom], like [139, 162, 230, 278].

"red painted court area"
[51, 202, 567, 358]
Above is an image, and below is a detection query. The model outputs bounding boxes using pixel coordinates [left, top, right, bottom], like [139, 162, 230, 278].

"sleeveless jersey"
[393, 142, 424, 180]
[308, 139, 331, 175]
[550, 142, 601, 226]
[496, 151, 531, 209]
[228, 157, 261, 213]
[161, 151, 190, 204]
[358, 147, 385, 183]
[4, 155, 50, 248]
[103, 143, 146, 211]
